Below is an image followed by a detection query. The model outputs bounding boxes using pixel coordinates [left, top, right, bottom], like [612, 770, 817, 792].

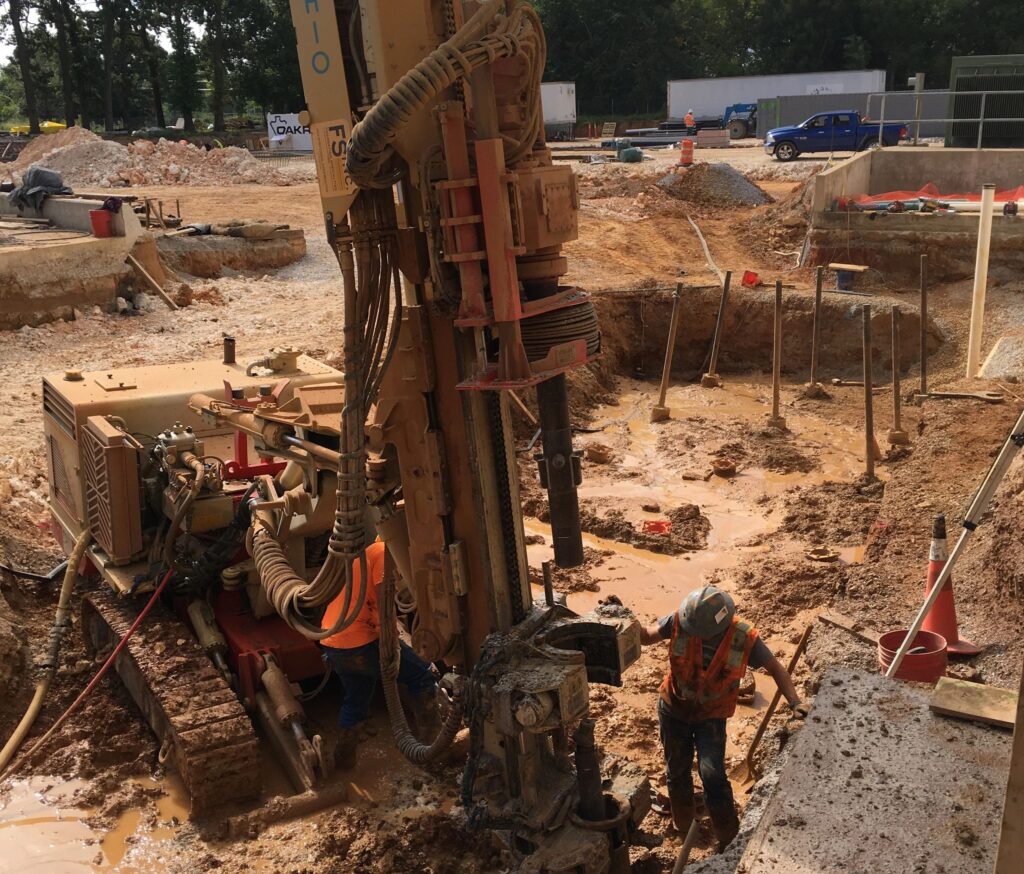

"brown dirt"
[778, 477, 885, 545]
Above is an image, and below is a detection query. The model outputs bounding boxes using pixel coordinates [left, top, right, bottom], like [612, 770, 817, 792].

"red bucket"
[877, 629, 947, 683]
[89, 209, 114, 238]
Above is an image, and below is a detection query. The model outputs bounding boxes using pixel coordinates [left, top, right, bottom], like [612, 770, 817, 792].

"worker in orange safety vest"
[640, 585, 807, 851]
[320, 541, 439, 770]
[684, 109, 696, 133]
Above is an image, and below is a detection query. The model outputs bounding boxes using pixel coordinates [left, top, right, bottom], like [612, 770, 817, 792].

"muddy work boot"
[707, 801, 740, 852]
[669, 790, 696, 836]
[411, 688, 442, 740]
[334, 727, 359, 771]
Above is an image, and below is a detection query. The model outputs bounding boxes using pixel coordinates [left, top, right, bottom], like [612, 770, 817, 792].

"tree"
[166, 2, 199, 128]
[8, 0, 39, 132]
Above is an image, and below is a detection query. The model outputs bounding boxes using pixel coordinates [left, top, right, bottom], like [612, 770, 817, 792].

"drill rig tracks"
[82, 587, 261, 814]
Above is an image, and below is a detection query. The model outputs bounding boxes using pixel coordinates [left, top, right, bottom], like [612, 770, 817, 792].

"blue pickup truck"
[764, 111, 907, 161]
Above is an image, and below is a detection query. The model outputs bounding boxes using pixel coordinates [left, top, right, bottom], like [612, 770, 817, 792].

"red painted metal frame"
[220, 378, 289, 481]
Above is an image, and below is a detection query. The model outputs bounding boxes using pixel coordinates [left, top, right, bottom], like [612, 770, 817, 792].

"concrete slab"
[736, 667, 1010, 874]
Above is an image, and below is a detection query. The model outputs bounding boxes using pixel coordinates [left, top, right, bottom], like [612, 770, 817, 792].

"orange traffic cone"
[922, 514, 980, 656]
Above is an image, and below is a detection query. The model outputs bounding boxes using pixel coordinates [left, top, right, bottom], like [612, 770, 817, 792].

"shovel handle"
[742, 623, 813, 781]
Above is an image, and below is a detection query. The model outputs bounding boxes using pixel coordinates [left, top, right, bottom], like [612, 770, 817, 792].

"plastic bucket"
[89, 209, 114, 238]
[877, 629, 947, 683]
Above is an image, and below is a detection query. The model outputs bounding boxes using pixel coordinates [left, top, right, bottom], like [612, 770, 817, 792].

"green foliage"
[0, 0, 1020, 129]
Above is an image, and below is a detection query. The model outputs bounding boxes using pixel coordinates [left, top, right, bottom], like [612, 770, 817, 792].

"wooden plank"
[818, 611, 880, 645]
[126, 253, 178, 310]
[930, 676, 1017, 729]
[995, 657, 1024, 872]
[828, 262, 869, 272]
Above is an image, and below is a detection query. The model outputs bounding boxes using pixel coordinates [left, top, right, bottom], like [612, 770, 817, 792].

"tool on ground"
[921, 514, 980, 656]
[768, 280, 786, 429]
[922, 390, 1004, 404]
[738, 624, 812, 784]
[889, 305, 910, 445]
[886, 404, 1024, 678]
[671, 818, 702, 873]
[862, 305, 876, 478]
[919, 254, 928, 396]
[701, 270, 731, 388]
[652, 284, 684, 422]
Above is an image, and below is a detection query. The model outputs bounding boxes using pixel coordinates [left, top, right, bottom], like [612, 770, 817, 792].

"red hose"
[14, 569, 174, 769]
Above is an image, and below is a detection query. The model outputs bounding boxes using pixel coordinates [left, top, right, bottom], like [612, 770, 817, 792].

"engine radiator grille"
[81, 416, 143, 566]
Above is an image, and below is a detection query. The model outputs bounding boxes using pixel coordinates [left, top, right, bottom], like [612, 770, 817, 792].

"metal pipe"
[702, 271, 731, 386]
[966, 184, 996, 378]
[651, 284, 684, 421]
[976, 93, 987, 149]
[863, 306, 875, 478]
[536, 374, 584, 568]
[541, 560, 554, 607]
[919, 255, 928, 395]
[810, 265, 823, 386]
[574, 719, 605, 822]
[768, 280, 785, 429]
[281, 434, 342, 467]
[223, 336, 236, 365]
[889, 306, 909, 445]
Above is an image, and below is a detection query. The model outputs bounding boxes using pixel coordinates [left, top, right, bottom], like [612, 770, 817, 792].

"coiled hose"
[0, 529, 92, 775]
[345, 0, 542, 188]
[377, 560, 463, 763]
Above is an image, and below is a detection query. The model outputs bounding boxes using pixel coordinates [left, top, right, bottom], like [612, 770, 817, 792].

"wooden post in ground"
[863, 305, 876, 478]
[701, 270, 731, 388]
[767, 280, 787, 429]
[888, 306, 909, 445]
[651, 284, 684, 422]
[919, 254, 928, 396]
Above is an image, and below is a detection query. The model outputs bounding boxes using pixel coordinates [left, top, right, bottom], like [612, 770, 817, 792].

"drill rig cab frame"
[35, 0, 650, 868]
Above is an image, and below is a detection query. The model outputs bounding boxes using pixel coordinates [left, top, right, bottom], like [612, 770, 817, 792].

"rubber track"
[83, 588, 261, 814]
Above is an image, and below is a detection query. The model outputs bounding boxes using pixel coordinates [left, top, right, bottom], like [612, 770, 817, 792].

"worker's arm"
[764, 653, 808, 717]
[640, 623, 664, 646]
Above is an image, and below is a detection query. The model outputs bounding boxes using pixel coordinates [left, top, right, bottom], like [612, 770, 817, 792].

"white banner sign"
[266, 113, 313, 152]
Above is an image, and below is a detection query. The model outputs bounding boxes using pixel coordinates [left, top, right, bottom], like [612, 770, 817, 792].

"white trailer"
[667, 70, 886, 121]
[541, 81, 576, 140]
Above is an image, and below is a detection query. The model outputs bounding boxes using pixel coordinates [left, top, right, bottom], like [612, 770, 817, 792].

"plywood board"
[930, 676, 1017, 729]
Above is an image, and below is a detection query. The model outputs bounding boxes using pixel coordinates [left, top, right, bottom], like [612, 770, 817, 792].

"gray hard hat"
[677, 585, 735, 638]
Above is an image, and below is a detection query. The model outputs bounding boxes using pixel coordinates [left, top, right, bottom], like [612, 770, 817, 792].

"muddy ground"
[1, 143, 1022, 873]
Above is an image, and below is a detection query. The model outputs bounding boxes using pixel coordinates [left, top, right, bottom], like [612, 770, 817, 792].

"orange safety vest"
[684, 113, 695, 127]
[320, 541, 387, 649]
[659, 615, 758, 720]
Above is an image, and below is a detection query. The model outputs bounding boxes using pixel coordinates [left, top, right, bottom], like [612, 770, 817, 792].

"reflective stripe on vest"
[659, 615, 758, 720]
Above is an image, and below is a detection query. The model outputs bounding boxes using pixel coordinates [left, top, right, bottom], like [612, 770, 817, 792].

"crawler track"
[82, 587, 261, 814]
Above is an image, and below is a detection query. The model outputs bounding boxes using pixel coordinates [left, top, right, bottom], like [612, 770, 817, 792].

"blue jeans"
[658, 701, 734, 814]
[322, 639, 437, 729]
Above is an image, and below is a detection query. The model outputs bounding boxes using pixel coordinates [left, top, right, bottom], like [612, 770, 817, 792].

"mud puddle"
[0, 773, 185, 872]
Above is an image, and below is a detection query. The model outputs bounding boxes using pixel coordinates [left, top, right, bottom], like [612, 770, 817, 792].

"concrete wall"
[0, 196, 143, 241]
[812, 147, 1024, 213]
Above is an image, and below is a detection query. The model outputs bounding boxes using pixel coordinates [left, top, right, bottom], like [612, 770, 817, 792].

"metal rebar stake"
[701, 271, 731, 388]
[863, 305, 876, 478]
[888, 306, 909, 445]
[767, 280, 786, 429]
[651, 284, 684, 422]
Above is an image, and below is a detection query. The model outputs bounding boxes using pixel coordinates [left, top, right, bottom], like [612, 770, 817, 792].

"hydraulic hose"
[1, 568, 174, 778]
[0, 530, 92, 775]
[377, 562, 463, 764]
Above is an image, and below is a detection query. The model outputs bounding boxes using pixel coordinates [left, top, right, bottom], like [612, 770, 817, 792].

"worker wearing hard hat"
[684, 109, 696, 133]
[640, 585, 807, 851]
[320, 541, 440, 770]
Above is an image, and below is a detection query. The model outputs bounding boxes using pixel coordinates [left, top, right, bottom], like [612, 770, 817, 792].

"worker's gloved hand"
[788, 701, 809, 719]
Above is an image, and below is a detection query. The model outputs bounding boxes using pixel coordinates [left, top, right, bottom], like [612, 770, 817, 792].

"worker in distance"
[640, 585, 807, 850]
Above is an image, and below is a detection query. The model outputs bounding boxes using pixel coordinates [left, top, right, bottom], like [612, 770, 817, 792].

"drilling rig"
[39, 1, 649, 869]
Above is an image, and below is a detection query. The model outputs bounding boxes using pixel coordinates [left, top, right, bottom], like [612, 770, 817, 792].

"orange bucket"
[89, 209, 114, 238]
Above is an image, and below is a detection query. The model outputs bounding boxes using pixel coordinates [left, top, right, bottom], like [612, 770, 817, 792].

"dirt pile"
[4, 128, 314, 188]
[579, 500, 711, 554]
[656, 163, 772, 208]
[744, 169, 819, 255]
[779, 477, 884, 545]
[528, 545, 613, 593]
[0, 607, 24, 703]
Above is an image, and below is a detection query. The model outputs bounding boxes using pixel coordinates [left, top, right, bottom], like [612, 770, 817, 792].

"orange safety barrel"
[678, 139, 694, 167]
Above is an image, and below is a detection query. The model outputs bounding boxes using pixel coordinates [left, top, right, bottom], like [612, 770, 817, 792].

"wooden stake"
[810, 265, 823, 385]
[863, 305, 875, 478]
[126, 253, 178, 310]
[767, 280, 786, 429]
[651, 285, 684, 422]
[508, 390, 538, 426]
[919, 254, 928, 395]
[701, 270, 731, 388]
[889, 306, 909, 444]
